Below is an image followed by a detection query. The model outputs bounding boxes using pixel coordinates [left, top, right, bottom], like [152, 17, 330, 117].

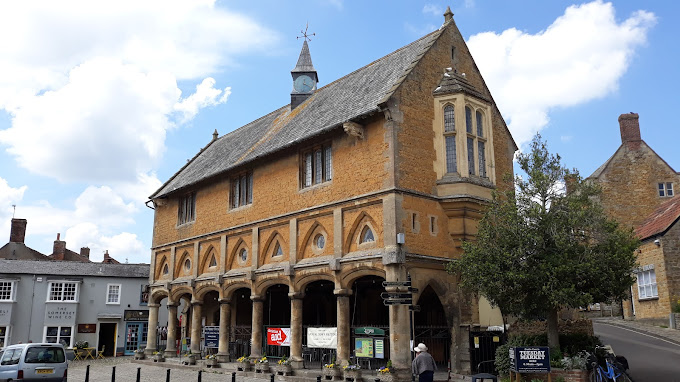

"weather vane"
[297, 22, 315, 42]
[12, 204, 16, 218]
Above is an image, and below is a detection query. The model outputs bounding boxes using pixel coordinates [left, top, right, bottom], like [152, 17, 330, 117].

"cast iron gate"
[229, 325, 252, 360]
[469, 330, 506, 374]
[414, 325, 450, 369]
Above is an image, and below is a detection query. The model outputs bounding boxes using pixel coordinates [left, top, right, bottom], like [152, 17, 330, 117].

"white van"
[0, 343, 68, 381]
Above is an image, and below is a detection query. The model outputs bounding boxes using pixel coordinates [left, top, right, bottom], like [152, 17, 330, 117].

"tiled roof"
[151, 27, 447, 199]
[635, 196, 680, 240]
[0, 242, 50, 261]
[0, 259, 150, 278]
[433, 70, 490, 102]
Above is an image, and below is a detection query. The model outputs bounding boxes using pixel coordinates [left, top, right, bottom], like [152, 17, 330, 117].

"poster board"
[307, 327, 338, 349]
[355, 337, 374, 358]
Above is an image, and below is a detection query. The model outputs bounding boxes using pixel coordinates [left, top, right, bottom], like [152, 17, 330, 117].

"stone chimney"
[80, 247, 90, 259]
[52, 233, 66, 260]
[444, 6, 453, 23]
[10, 218, 27, 243]
[619, 112, 641, 149]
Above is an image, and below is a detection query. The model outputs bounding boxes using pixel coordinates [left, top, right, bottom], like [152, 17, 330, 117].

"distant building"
[588, 113, 680, 322]
[0, 219, 163, 355]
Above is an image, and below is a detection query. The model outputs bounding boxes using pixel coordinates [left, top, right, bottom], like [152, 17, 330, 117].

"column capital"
[167, 302, 180, 308]
[218, 298, 232, 305]
[288, 292, 305, 300]
[147, 303, 161, 308]
[190, 299, 203, 306]
[251, 295, 265, 302]
[334, 288, 353, 297]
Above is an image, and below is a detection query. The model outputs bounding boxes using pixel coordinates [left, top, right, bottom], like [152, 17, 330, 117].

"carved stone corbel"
[343, 121, 364, 139]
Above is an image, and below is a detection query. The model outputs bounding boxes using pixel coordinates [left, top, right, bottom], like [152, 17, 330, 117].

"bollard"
[317, 375, 322, 382]
[198, 370, 202, 382]
[271, 373, 275, 382]
[375, 379, 381, 382]
[166, 368, 171, 382]
[232, 371, 237, 382]
[136, 367, 141, 382]
[85, 364, 90, 382]
[111, 366, 116, 382]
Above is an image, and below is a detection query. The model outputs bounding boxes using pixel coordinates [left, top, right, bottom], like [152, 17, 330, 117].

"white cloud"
[74, 186, 137, 227]
[423, 5, 442, 17]
[0, 1, 277, 187]
[0, 177, 28, 234]
[65, 223, 147, 263]
[464, 0, 475, 9]
[467, 0, 656, 147]
[175, 78, 231, 123]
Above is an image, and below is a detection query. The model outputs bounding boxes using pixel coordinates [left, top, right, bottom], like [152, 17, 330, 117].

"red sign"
[267, 327, 291, 346]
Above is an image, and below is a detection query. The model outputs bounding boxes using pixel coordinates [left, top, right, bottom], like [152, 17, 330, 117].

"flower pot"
[206, 358, 219, 368]
[182, 354, 196, 365]
[134, 352, 145, 360]
[153, 354, 165, 362]
[343, 369, 361, 382]
[238, 362, 252, 372]
[378, 373, 394, 382]
[276, 364, 293, 376]
[322, 367, 342, 380]
[255, 363, 270, 373]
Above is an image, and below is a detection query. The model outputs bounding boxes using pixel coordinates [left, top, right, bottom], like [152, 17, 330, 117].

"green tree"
[449, 134, 639, 349]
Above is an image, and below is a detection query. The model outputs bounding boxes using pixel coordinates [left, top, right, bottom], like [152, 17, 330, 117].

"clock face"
[294, 75, 315, 93]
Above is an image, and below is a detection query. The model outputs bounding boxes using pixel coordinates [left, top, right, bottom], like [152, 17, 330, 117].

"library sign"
[510, 347, 550, 374]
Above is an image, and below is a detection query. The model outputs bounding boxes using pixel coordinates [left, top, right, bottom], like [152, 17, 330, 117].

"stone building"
[0, 219, 162, 355]
[631, 197, 680, 321]
[145, 8, 516, 375]
[588, 113, 680, 321]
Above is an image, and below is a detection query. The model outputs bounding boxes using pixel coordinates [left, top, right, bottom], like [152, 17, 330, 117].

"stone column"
[250, 296, 264, 359]
[217, 299, 231, 362]
[165, 302, 179, 357]
[386, 265, 411, 372]
[289, 292, 304, 368]
[190, 300, 203, 354]
[335, 289, 352, 366]
[145, 303, 160, 355]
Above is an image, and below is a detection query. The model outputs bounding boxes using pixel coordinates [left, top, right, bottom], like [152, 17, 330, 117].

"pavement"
[591, 316, 680, 346]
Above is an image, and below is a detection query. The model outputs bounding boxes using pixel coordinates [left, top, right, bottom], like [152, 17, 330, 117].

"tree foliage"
[448, 134, 639, 348]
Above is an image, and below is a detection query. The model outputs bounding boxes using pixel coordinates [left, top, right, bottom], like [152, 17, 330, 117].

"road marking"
[594, 322, 680, 348]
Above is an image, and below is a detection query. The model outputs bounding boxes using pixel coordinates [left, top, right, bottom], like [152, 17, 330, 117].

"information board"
[511, 347, 550, 373]
[204, 326, 219, 348]
[355, 337, 374, 358]
[374, 339, 385, 359]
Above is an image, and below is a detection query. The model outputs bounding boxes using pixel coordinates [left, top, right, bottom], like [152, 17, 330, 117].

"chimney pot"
[80, 247, 90, 259]
[619, 112, 641, 148]
[10, 218, 27, 243]
[52, 234, 66, 260]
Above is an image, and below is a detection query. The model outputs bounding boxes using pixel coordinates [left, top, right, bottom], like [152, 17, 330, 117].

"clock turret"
[291, 39, 318, 109]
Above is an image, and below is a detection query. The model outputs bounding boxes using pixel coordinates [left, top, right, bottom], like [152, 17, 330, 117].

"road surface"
[593, 321, 680, 382]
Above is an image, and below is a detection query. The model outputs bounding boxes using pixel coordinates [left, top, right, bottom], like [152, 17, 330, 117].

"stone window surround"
[299, 142, 332, 190]
[177, 191, 196, 226]
[433, 95, 495, 185]
[106, 283, 122, 305]
[230, 171, 254, 210]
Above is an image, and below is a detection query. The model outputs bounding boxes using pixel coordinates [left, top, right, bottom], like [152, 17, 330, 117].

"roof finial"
[444, 6, 453, 22]
[297, 22, 315, 42]
[212, 129, 218, 141]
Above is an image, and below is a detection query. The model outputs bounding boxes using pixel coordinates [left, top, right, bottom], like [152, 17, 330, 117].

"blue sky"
[0, 0, 676, 263]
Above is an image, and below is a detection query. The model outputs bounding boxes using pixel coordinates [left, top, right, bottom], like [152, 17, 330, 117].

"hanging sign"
[267, 327, 291, 346]
[307, 327, 338, 349]
[354, 327, 385, 336]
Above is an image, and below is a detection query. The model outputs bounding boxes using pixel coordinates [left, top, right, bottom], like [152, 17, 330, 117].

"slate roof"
[151, 26, 447, 199]
[635, 196, 680, 240]
[292, 40, 317, 75]
[433, 70, 490, 102]
[0, 259, 150, 278]
[0, 242, 50, 261]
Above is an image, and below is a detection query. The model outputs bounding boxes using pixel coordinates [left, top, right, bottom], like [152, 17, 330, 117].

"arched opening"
[202, 290, 220, 356]
[263, 284, 291, 359]
[231, 287, 253, 358]
[302, 280, 336, 366]
[414, 285, 450, 368]
[349, 275, 388, 369]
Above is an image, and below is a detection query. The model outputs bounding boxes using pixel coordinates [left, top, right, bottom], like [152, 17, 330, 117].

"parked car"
[0, 343, 67, 381]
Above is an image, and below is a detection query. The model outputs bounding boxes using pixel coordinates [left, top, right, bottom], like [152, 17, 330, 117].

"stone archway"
[302, 280, 337, 366]
[263, 283, 291, 359]
[414, 285, 450, 367]
[348, 275, 388, 369]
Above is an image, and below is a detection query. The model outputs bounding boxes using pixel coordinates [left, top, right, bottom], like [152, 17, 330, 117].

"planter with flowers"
[343, 363, 361, 381]
[205, 354, 219, 368]
[276, 356, 293, 376]
[182, 352, 196, 365]
[152, 351, 165, 363]
[255, 355, 270, 373]
[237, 356, 251, 372]
[323, 359, 342, 380]
[134, 348, 145, 360]
[377, 360, 393, 382]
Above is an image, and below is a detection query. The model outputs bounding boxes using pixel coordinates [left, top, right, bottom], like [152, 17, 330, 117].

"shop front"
[124, 310, 149, 355]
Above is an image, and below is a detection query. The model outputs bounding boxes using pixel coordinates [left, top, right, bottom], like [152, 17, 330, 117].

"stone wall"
[509, 319, 594, 337]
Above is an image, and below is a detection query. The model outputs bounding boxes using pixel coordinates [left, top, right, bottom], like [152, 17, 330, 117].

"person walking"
[412, 343, 437, 382]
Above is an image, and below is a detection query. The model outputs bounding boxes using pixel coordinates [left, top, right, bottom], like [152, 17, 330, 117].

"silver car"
[0, 343, 67, 381]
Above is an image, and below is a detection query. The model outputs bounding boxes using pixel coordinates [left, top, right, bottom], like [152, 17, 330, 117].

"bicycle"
[586, 346, 634, 382]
